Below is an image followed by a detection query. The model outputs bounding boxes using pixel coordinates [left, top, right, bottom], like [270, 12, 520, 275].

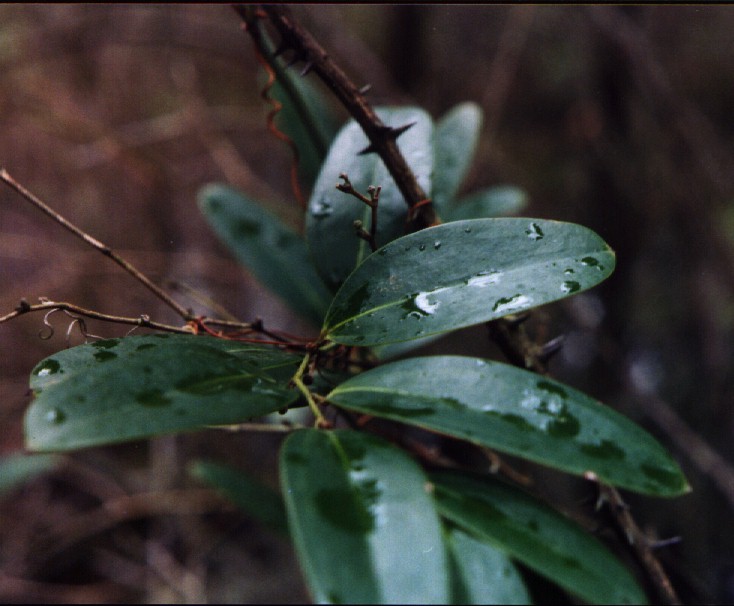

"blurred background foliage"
[1, 4, 733, 603]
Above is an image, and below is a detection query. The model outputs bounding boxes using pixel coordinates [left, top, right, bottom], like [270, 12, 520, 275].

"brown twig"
[0, 299, 193, 334]
[0, 169, 194, 321]
[336, 173, 380, 252]
[0, 300, 313, 349]
[595, 482, 682, 605]
[235, 4, 438, 230]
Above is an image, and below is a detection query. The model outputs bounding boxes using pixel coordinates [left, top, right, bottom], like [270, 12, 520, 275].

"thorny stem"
[595, 482, 682, 605]
[236, 4, 438, 231]
[336, 173, 380, 252]
[0, 169, 194, 322]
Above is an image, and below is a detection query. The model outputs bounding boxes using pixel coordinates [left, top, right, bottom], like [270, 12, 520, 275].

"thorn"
[300, 61, 314, 76]
[538, 335, 565, 362]
[359, 83, 372, 95]
[385, 121, 416, 140]
[358, 122, 417, 155]
[648, 536, 682, 550]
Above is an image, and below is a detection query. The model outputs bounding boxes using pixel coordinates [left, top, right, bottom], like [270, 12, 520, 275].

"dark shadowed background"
[1, 5, 733, 603]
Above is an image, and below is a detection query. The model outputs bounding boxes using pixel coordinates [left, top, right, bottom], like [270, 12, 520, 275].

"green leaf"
[446, 185, 529, 221]
[251, 18, 338, 186]
[327, 356, 689, 496]
[25, 334, 300, 452]
[323, 218, 615, 346]
[189, 459, 288, 534]
[306, 107, 434, 291]
[445, 525, 531, 605]
[270, 76, 339, 187]
[0, 452, 59, 495]
[432, 102, 483, 215]
[280, 429, 449, 604]
[198, 183, 331, 326]
[432, 472, 648, 605]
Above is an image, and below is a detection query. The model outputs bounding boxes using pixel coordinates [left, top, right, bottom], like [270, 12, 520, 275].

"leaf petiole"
[292, 354, 330, 428]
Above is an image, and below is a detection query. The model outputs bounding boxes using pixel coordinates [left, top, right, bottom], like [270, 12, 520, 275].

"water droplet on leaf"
[311, 201, 333, 218]
[581, 256, 604, 270]
[467, 271, 502, 287]
[492, 294, 531, 314]
[45, 408, 66, 424]
[35, 359, 61, 377]
[561, 280, 581, 294]
[525, 222, 544, 240]
[94, 350, 117, 362]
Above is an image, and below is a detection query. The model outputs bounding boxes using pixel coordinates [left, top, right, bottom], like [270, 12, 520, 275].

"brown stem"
[336, 173, 380, 252]
[237, 4, 438, 230]
[596, 483, 682, 605]
[0, 300, 193, 334]
[0, 169, 194, 321]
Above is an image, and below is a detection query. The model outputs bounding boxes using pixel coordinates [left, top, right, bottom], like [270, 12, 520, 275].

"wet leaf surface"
[433, 472, 648, 605]
[445, 525, 532, 604]
[280, 429, 449, 604]
[324, 218, 616, 346]
[327, 356, 689, 496]
[26, 335, 300, 451]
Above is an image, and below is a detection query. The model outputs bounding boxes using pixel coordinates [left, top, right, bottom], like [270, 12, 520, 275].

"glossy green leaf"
[446, 525, 531, 605]
[198, 184, 331, 326]
[306, 107, 434, 291]
[189, 459, 288, 534]
[327, 356, 688, 496]
[432, 102, 483, 215]
[25, 334, 300, 452]
[432, 472, 648, 605]
[446, 185, 529, 221]
[0, 452, 59, 495]
[280, 429, 449, 604]
[323, 218, 616, 346]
